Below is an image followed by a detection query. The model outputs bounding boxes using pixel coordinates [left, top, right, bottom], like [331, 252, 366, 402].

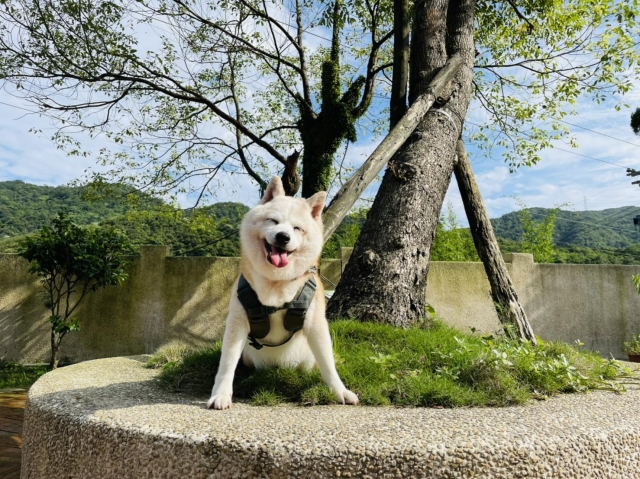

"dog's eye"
[294, 226, 304, 233]
[267, 218, 278, 225]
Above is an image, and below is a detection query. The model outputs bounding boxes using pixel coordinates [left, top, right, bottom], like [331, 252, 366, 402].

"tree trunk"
[390, 0, 410, 128]
[50, 331, 60, 369]
[300, 114, 348, 197]
[454, 140, 537, 343]
[281, 151, 301, 196]
[298, 0, 365, 198]
[327, 0, 477, 326]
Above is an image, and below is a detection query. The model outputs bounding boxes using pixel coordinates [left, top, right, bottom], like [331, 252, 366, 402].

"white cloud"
[0, 93, 105, 186]
[475, 166, 511, 195]
[1, 6, 639, 228]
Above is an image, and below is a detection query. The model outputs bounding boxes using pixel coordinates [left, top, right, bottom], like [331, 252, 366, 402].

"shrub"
[19, 212, 130, 368]
[623, 334, 640, 355]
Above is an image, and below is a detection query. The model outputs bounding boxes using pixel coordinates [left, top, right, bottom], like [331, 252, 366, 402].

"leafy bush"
[623, 334, 640, 355]
[323, 204, 480, 262]
[431, 203, 478, 262]
[148, 320, 624, 407]
[19, 212, 130, 368]
[322, 208, 367, 258]
[101, 203, 246, 257]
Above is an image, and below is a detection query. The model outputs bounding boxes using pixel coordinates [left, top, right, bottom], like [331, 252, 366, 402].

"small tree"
[19, 212, 130, 369]
[517, 202, 561, 263]
[430, 203, 479, 262]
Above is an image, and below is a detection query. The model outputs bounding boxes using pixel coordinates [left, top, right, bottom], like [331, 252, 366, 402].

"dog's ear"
[260, 177, 285, 204]
[306, 191, 326, 220]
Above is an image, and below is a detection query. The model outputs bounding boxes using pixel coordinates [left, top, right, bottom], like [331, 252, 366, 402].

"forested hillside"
[0, 180, 162, 237]
[100, 204, 249, 257]
[1, 181, 639, 263]
[491, 207, 640, 248]
[0, 181, 247, 256]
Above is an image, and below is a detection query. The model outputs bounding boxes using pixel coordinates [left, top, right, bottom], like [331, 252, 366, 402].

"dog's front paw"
[334, 388, 359, 405]
[207, 394, 232, 410]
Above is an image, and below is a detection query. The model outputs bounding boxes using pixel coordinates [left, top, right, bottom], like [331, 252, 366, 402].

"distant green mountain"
[0, 180, 163, 238]
[0, 180, 249, 256]
[2, 181, 640, 262]
[490, 206, 640, 249]
[200, 202, 250, 224]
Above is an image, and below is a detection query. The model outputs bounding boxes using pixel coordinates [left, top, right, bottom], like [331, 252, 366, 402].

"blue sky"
[1, 0, 639, 237]
[1, 76, 639, 230]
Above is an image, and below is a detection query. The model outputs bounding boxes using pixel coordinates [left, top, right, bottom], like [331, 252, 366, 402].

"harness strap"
[247, 330, 297, 350]
[237, 275, 270, 339]
[237, 273, 317, 350]
[283, 277, 317, 333]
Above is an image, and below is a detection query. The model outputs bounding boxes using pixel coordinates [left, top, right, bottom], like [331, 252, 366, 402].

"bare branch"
[229, 52, 268, 191]
[504, 0, 535, 32]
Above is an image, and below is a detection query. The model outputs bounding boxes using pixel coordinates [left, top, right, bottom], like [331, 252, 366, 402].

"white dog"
[207, 176, 359, 409]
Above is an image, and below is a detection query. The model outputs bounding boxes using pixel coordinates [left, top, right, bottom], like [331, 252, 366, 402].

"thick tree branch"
[323, 53, 464, 241]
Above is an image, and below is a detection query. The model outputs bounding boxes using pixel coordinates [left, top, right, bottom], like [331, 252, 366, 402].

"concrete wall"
[429, 253, 640, 357]
[2, 246, 639, 363]
[0, 246, 342, 363]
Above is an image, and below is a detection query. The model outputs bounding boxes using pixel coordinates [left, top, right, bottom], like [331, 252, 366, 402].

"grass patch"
[148, 320, 627, 407]
[0, 360, 48, 389]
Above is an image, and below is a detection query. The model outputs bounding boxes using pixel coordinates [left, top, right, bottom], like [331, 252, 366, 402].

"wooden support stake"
[454, 140, 537, 344]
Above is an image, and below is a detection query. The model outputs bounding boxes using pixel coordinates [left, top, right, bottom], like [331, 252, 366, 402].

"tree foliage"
[102, 205, 247, 257]
[322, 208, 368, 258]
[517, 202, 560, 263]
[0, 0, 637, 201]
[18, 212, 130, 368]
[430, 203, 479, 262]
[0, 0, 393, 201]
[472, 0, 640, 170]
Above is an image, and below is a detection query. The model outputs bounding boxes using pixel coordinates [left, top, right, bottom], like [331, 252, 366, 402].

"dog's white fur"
[207, 177, 359, 410]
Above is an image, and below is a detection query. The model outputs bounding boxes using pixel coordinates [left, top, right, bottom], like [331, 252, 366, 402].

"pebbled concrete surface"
[21, 357, 640, 478]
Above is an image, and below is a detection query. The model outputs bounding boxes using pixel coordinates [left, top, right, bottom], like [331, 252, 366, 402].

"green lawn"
[0, 361, 47, 389]
[148, 319, 626, 407]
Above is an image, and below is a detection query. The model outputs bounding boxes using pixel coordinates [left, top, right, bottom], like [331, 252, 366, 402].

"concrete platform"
[21, 357, 640, 478]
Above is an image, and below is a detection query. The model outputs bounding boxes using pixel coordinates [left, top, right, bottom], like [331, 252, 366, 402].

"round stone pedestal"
[21, 357, 640, 478]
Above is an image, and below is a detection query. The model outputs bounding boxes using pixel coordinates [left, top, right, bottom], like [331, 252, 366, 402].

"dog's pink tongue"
[270, 245, 289, 268]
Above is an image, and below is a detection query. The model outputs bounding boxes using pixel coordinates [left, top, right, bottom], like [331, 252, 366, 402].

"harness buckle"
[247, 334, 264, 350]
[238, 272, 318, 350]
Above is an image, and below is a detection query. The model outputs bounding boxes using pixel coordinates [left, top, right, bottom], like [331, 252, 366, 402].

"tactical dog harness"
[237, 269, 318, 350]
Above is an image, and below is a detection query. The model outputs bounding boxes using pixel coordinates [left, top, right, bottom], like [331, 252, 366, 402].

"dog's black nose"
[275, 232, 290, 244]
